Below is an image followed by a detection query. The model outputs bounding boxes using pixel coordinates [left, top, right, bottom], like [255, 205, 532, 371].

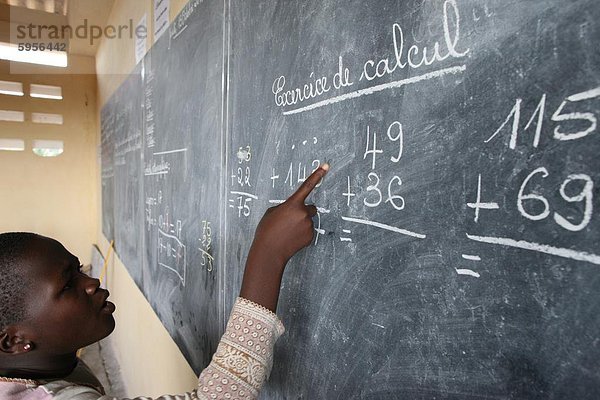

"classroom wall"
[0, 56, 97, 265]
[95, 0, 199, 397]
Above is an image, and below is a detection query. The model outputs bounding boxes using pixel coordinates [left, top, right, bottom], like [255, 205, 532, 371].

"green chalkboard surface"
[101, 0, 600, 397]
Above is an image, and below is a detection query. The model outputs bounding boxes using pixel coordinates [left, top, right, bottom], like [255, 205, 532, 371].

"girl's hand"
[239, 164, 329, 312]
[250, 164, 329, 265]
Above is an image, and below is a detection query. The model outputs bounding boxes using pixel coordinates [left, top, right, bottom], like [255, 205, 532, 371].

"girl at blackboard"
[0, 165, 329, 400]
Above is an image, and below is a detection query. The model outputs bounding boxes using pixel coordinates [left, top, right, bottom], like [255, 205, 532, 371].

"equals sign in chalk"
[456, 254, 481, 278]
[228, 199, 235, 208]
[455, 268, 481, 278]
[340, 229, 352, 242]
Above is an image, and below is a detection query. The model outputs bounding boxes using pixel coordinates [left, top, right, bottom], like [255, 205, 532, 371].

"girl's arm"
[239, 164, 329, 312]
[49, 165, 329, 400]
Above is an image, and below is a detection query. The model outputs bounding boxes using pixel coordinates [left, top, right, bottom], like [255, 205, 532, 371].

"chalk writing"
[199, 220, 214, 272]
[273, 0, 469, 116]
[486, 87, 600, 149]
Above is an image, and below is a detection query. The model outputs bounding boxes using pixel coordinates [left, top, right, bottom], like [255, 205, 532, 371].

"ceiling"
[0, 0, 115, 56]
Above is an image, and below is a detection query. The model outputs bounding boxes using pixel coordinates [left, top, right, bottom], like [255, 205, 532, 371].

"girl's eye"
[63, 280, 74, 291]
[63, 265, 83, 291]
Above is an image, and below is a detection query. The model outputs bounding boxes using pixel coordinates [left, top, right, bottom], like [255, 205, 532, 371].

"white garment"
[0, 298, 285, 400]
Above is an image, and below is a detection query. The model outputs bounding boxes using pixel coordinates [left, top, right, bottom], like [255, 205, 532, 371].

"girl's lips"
[101, 300, 116, 313]
[99, 289, 114, 313]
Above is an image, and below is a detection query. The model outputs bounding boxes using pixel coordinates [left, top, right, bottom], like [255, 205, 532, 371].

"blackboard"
[101, 0, 600, 397]
[100, 63, 143, 271]
[140, 0, 224, 370]
[101, 0, 225, 372]
[113, 64, 144, 283]
[100, 94, 115, 242]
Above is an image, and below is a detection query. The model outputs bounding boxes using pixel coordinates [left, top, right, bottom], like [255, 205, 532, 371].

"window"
[0, 138, 25, 151]
[31, 112, 63, 125]
[32, 140, 63, 157]
[0, 110, 25, 122]
[0, 42, 67, 67]
[0, 80, 24, 96]
[30, 84, 63, 100]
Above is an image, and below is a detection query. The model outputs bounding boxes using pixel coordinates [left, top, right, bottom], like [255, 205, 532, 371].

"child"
[0, 165, 329, 399]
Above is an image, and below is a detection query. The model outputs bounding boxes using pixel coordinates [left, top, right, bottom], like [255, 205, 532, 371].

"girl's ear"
[0, 329, 34, 354]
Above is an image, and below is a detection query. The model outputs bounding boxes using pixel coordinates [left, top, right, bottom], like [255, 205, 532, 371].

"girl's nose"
[84, 275, 101, 295]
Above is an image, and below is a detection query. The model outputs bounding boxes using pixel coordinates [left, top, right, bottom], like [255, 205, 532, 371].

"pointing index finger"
[289, 163, 329, 203]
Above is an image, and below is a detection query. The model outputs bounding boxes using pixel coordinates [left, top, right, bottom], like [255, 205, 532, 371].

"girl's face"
[21, 236, 115, 355]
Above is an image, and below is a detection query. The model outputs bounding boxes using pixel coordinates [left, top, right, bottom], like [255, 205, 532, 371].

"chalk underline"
[342, 216, 426, 239]
[282, 65, 467, 116]
[144, 171, 169, 176]
[158, 262, 185, 283]
[230, 191, 258, 200]
[153, 148, 188, 156]
[158, 228, 185, 246]
[198, 248, 214, 261]
[456, 268, 480, 278]
[268, 199, 330, 214]
[466, 233, 600, 265]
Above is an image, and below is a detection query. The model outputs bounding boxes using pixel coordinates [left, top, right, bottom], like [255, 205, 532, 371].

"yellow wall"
[0, 56, 97, 265]
[95, 0, 199, 397]
[0, 0, 201, 396]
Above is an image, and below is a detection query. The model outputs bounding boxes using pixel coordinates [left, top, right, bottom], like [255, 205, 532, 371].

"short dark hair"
[0, 232, 37, 330]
